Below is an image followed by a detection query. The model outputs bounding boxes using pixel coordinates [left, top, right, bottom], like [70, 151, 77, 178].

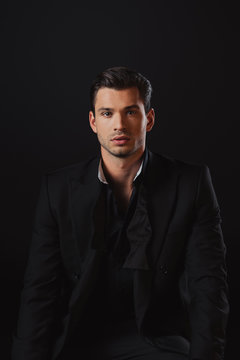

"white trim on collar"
[98, 159, 143, 185]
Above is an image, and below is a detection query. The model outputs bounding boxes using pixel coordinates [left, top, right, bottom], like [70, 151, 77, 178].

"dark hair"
[90, 66, 152, 114]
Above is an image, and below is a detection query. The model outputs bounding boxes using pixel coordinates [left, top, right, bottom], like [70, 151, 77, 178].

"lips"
[111, 135, 130, 145]
[112, 136, 129, 140]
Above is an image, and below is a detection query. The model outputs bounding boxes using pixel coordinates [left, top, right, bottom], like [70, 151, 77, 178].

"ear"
[146, 108, 155, 132]
[89, 111, 97, 133]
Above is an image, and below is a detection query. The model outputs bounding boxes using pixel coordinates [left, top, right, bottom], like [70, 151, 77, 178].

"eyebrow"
[97, 107, 114, 113]
[125, 105, 140, 110]
[96, 104, 140, 113]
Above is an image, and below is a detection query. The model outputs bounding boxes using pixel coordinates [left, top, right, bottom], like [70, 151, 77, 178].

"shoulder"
[43, 155, 99, 181]
[147, 151, 213, 200]
[147, 151, 217, 207]
[148, 150, 208, 179]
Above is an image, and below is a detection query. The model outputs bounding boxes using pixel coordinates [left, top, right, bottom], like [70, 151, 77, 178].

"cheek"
[96, 123, 109, 137]
[95, 121, 103, 132]
[136, 121, 147, 133]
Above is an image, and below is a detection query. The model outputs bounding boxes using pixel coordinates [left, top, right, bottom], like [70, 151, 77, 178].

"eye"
[102, 111, 112, 117]
[127, 110, 137, 115]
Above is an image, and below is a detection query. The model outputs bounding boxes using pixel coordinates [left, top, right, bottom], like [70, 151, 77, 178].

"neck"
[101, 147, 144, 188]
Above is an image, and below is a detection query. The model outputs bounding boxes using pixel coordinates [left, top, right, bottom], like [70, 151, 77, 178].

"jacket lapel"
[66, 157, 108, 338]
[69, 156, 106, 259]
[134, 151, 181, 333]
[144, 151, 180, 266]
[122, 151, 181, 271]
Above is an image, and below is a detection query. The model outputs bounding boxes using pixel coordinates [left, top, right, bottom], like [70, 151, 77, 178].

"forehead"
[95, 87, 144, 109]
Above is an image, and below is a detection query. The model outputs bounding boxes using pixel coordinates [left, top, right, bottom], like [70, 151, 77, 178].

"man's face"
[89, 87, 154, 159]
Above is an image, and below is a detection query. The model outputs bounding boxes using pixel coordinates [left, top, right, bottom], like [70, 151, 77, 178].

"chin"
[101, 142, 141, 158]
[114, 146, 143, 158]
[112, 150, 132, 158]
[108, 146, 134, 158]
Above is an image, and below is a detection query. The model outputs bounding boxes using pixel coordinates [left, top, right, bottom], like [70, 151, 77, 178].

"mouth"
[111, 136, 130, 145]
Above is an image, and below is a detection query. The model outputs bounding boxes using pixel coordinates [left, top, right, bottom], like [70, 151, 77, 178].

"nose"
[113, 113, 126, 131]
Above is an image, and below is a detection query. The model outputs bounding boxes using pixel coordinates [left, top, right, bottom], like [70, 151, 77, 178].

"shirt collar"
[98, 156, 144, 185]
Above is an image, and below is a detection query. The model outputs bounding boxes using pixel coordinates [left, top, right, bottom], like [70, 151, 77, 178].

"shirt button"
[73, 272, 80, 280]
[160, 265, 168, 275]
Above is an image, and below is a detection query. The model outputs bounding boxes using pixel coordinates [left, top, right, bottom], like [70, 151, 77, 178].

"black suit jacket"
[12, 150, 229, 360]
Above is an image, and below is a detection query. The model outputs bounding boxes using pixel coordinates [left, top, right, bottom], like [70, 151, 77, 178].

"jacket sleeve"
[11, 174, 62, 360]
[185, 165, 229, 360]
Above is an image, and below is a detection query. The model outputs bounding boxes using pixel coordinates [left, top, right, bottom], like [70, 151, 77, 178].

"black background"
[0, 1, 238, 359]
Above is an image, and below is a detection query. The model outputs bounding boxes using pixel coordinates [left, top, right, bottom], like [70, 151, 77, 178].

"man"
[12, 67, 229, 360]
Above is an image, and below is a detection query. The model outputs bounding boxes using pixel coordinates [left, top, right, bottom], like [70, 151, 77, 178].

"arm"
[186, 165, 229, 360]
[12, 174, 62, 360]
